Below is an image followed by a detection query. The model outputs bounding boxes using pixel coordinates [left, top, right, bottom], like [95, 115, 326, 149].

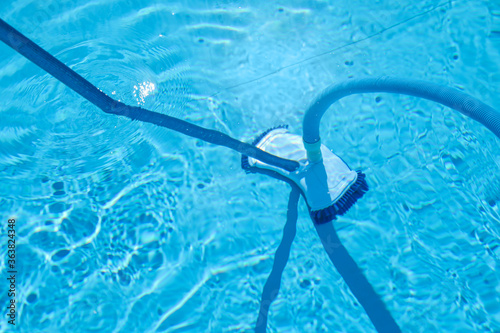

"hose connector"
[303, 138, 323, 163]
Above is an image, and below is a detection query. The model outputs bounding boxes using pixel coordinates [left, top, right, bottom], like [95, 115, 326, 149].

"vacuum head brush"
[242, 126, 368, 223]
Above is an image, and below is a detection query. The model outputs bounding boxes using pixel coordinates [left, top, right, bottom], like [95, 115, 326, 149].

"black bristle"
[310, 171, 369, 224]
[241, 125, 288, 173]
[250, 124, 288, 146]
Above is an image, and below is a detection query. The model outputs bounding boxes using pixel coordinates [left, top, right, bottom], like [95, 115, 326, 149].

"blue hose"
[255, 186, 300, 332]
[0, 18, 299, 172]
[303, 77, 500, 144]
[302, 77, 500, 332]
[315, 222, 401, 332]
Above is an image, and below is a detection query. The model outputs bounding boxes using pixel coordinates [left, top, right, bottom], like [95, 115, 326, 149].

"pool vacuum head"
[242, 126, 368, 223]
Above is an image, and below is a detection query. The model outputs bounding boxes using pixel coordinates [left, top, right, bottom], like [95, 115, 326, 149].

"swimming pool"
[1, 0, 500, 332]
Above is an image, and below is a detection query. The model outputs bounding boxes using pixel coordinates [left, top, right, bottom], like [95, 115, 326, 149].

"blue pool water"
[1, 0, 500, 332]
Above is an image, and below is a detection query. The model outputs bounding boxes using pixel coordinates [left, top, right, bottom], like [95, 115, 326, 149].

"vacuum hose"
[0, 18, 300, 172]
[303, 77, 500, 161]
